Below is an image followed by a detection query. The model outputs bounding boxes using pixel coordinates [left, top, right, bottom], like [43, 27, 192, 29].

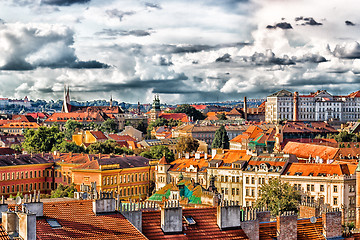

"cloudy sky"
[0, 0, 360, 104]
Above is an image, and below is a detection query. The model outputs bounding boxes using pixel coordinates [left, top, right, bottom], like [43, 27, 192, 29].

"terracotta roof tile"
[142, 207, 249, 240]
[36, 200, 146, 240]
[283, 162, 354, 176]
[283, 142, 338, 160]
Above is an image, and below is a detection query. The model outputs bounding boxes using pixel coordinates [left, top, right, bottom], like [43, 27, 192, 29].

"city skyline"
[0, 0, 360, 104]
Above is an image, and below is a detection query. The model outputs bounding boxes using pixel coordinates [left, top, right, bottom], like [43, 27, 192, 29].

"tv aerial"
[310, 216, 317, 224]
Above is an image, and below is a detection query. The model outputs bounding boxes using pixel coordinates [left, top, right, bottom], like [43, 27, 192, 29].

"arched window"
[114, 176, 117, 184]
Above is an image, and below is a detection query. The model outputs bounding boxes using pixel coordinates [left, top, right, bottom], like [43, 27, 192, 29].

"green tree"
[10, 144, 22, 153]
[211, 125, 229, 149]
[172, 104, 205, 121]
[56, 141, 85, 153]
[87, 140, 133, 155]
[63, 120, 83, 140]
[175, 136, 199, 153]
[254, 178, 301, 216]
[140, 145, 174, 162]
[216, 113, 227, 120]
[22, 126, 64, 153]
[100, 119, 118, 133]
[51, 183, 76, 198]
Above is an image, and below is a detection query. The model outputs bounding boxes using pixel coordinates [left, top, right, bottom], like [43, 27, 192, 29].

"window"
[225, 188, 228, 195]
[311, 185, 314, 191]
[251, 177, 255, 184]
[320, 185, 324, 192]
[246, 177, 249, 184]
[307, 184, 310, 191]
[225, 176, 228, 182]
[333, 185, 338, 193]
[30, 171, 32, 178]
[232, 188, 235, 195]
[246, 189, 249, 196]
[236, 188, 239, 195]
[333, 197, 338, 205]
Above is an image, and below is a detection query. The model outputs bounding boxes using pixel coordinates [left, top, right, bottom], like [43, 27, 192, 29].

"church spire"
[110, 95, 113, 108]
[62, 84, 70, 113]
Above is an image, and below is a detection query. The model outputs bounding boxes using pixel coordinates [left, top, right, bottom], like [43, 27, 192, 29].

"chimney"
[195, 152, 200, 159]
[276, 212, 297, 240]
[240, 208, 260, 240]
[212, 149, 218, 159]
[204, 153, 208, 160]
[92, 192, 116, 214]
[244, 96, 247, 121]
[120, 201, 142, 232]
[322, 209, 341, 238]
[161, 200, 182, 233]
[0, 196, 8, 216]
[185, 153, 190, 159]
[293, 92, 299, 121]
[18, 212, 36, 240]
[24, 191, 43, 217]
[217, 201, 241, 229]
[256, 210, 271, 223]
[2, 212, 18, 235]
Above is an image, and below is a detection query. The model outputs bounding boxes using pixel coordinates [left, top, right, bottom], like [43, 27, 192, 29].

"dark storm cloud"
[41, 0, 90, 6]
[166, 42, 249, 54]
[216, 53, 231, 62]
[106, 9, 135, 21]
[266, 22, 293, 30]
[0, 23, 108, 71]
[345, 21, 355, 26]
[96, 29, 152, 37]
[78, 73, 189, 94]
[292, 54, 327, 63]
[144, 2, 162, 9]
[332, 42, 360, 59]
[295, 17, 322, 26]
[249, 51, 295, 65]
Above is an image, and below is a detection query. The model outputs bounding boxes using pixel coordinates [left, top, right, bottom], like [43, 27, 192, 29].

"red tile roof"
[45, 112, 107, 123]
[142, 207, 249, 239]
[159, 113, 189, 122]
[108, 134, 137, 142]
[36, 200, 146, 240]
[90, 131, 108, 140]
[0, 147, 17, 155]
[0, 122, 40, 129]
[283, 142, 338, 160]
[283, 162, 355, 176]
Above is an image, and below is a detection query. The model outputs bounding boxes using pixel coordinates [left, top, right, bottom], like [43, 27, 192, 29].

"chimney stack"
[161, 200, 182, 233]
[217, 201, 241, 229]
[185, 153, 190, 159]
[18, 212, 36, 240]
[276, 212, 297, 240]
[322, 209, 341, 238]
[195, 152, 200, 159]
[92, 192, 116, 214]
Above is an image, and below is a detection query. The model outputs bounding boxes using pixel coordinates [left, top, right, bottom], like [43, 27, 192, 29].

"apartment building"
[265, 89, 360, 122]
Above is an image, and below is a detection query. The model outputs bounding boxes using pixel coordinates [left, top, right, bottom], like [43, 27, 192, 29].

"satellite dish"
[15, 196, 22, 205]
[310, 216, 317, 224]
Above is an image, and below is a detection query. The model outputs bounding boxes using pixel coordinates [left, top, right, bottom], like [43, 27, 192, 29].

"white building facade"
[265, 89, 360, 122]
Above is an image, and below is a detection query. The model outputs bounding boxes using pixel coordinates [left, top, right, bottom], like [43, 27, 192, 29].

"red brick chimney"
[276, 212, 297, 240]
[322, 210, 341, 238]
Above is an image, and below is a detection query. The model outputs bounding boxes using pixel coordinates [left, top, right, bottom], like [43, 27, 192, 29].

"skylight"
[184, 216, 196, 225]
[46, 219, 62, 228]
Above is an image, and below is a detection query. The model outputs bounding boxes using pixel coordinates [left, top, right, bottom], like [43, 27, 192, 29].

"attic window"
[184, 216, 196, 225]
[294, 172, 303, 176]
[46, 219, 62, 228]
[309, 173, 314, 176]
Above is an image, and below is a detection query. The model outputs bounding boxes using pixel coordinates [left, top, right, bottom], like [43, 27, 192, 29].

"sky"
[0, 0, 360, 104]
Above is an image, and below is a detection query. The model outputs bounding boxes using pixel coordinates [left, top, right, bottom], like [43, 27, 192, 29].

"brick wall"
[299, 205, 320, 218]
[276, 214, 297, 240]
[323, 211, 342, 238]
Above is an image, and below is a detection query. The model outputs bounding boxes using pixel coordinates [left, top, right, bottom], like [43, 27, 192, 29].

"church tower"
[110, 95, 113, 108]
[61, 85, 71, 113]
[150, 94, 161, 122]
